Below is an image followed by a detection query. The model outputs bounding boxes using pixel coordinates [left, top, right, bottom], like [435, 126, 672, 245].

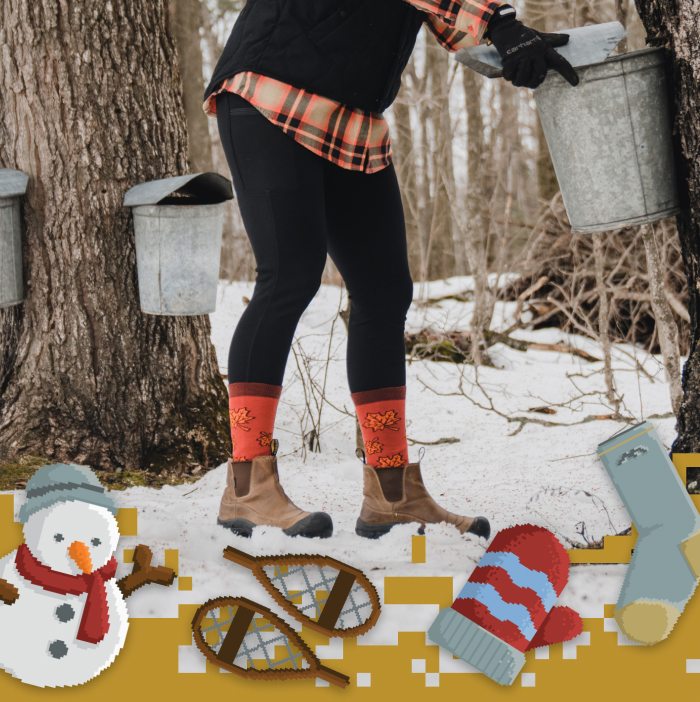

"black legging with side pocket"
[216, 91, 414, 393]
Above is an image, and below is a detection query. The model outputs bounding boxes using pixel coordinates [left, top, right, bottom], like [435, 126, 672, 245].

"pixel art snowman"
[0, 463, 175, 688]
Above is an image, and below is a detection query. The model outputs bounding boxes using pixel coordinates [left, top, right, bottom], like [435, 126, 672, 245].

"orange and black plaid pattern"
[207, 71, 393, 174]
[203, 0, 503, 173]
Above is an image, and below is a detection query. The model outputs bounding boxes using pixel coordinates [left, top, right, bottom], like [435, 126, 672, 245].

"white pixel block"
[357, 672, 372, 687]
[412, 659, 426, 673]
[521, 672, 536, 687]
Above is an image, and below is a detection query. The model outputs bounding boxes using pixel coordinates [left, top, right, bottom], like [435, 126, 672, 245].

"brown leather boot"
[355, 453, 490, 540]
[218, 439, 333, 538]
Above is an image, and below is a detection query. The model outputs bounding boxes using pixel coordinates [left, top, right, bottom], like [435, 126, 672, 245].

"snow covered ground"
[8, 277, 680, 638]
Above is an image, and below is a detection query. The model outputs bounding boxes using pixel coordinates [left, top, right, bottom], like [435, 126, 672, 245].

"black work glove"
[485, 4, 580, 89]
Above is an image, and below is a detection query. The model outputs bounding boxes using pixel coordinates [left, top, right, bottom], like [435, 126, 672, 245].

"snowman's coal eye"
[54, 533, 64, 542]
[91, 538, 101, 547]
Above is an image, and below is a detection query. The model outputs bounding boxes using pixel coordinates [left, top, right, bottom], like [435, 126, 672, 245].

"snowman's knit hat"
[18, 463, 117, 523]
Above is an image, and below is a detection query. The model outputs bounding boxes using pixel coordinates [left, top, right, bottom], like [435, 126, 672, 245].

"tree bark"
[640, 223, 682, 415]
[634, 0, 700, 451]
[0, 1, 229, 471]
[171, 0, 214, 173]
[523, 0, 560, 203]
[424, 38, 456, 281]
[392, 93, 423, 278]
[462, 68, 493, 363]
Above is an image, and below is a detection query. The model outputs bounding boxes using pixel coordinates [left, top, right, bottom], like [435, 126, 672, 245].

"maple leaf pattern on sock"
[232, 455, 251, 462]
[230, 406, 255, 431]
[365, 438, 383, 455]
[377, 453, 406, 468]
[363, 409, 401, 432]
[257, 430, 272, 447]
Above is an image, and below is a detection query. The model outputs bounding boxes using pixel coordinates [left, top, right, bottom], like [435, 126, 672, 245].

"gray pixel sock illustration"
[597, 421, 700, 644]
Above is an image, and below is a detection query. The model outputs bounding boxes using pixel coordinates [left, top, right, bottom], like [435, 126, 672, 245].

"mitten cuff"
[428, 607, 526, 685]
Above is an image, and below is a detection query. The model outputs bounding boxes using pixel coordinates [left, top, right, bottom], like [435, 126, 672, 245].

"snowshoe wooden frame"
[223, 546, 381, 637]
[191, 595, 350, 688]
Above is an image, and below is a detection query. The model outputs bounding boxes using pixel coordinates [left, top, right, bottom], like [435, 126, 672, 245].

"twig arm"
[0, 578, 19, 605]
[117, 544, 176, 598]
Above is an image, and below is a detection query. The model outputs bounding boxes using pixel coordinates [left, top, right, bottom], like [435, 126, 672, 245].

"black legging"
[217, 91, 414, 393]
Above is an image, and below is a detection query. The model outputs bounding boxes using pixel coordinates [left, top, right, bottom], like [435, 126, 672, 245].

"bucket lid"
[456, 21, 626, 78]
[124, 172, 233, 207]
[0, 169, 29, 198]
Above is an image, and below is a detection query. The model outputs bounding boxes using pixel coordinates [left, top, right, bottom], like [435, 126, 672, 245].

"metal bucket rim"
[0, 298, 25, 308]
[535, 46, 667, 90]
[575, 45, 666, 73]
[131, 202, 227, 216]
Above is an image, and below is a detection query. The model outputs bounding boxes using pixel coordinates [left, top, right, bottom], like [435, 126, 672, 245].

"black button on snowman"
[49, 640, 69, 659]
[55, 603, 75, 622]
[0, 464, 176, 688]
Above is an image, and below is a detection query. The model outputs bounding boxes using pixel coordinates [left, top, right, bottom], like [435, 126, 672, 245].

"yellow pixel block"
[384, 577, 453, 607]
[0, 495, 22, 556]
[178, 576, 193, 591]
[116, 508, 138, 536]
[567, 527, 637, 564]
[411, 535, 426, 564]
[165, 549, 180, 575]
[672, 452, 700, 511]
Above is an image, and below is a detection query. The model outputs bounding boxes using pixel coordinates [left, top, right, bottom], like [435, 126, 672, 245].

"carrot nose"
[68, 541, 93, 574]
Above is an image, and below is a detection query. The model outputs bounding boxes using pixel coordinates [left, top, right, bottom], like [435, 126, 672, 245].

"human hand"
[486, 4, 580, 89]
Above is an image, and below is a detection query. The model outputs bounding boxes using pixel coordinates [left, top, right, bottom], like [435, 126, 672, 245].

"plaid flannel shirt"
[204, 0, 503, 174]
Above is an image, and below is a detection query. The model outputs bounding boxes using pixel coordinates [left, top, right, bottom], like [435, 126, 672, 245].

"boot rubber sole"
[355, 519, 425, 539]
[218, 511, 333, 539]
[355, 516, 490, 540]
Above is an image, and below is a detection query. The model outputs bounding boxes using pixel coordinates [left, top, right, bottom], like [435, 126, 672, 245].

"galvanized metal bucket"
[124, 172, 233, 316]
[534, 47, 679, 233]
[0, 169, 29, 309]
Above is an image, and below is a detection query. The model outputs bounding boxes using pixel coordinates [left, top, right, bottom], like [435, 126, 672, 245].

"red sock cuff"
[229, 382, 282, 399]
[351, 385, 406, 405]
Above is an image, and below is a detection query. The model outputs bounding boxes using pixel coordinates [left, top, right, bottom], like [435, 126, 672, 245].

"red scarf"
[15, 543, 118, 644]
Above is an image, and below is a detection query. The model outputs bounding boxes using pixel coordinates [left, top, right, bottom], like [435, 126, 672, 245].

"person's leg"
[323, 162, 413, 472]
[215, 91, 332, 538]
[217, 91, 328, 462]
[323, 161, 490, 539]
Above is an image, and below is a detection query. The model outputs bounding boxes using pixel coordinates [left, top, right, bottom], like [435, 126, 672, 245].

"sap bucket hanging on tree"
[456, 23, 680, 233]
[124, 172, 233, 316]
[0, 169, 29, 309]
[534, 47, 680, 233]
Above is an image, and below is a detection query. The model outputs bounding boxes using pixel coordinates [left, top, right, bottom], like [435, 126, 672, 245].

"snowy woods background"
[0, 0, 697, 496]
[180, 0, 684, 428]
[0, 0, 697, 660]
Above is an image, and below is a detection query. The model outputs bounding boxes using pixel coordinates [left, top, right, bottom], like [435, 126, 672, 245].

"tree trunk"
[424, 38, 456, 281]
[640, 223, 682, 415]
[523, 0, 560, 203]
[392, 92, 423, 278]
[634, 0, 700, 451]
[0, 1, 229, 472]
[171, 0, 214, 173]
[462, 68, 493, 362]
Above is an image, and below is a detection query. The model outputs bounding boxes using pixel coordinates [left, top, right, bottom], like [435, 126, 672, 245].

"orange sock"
[351, 385, 409, 468]
[228, 382, 282, 462]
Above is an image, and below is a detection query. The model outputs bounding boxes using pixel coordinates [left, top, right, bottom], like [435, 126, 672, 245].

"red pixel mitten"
[429, 524, 583, 685]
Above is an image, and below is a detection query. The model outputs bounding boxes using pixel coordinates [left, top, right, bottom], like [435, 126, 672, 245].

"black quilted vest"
[204, 0, 426, 114]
